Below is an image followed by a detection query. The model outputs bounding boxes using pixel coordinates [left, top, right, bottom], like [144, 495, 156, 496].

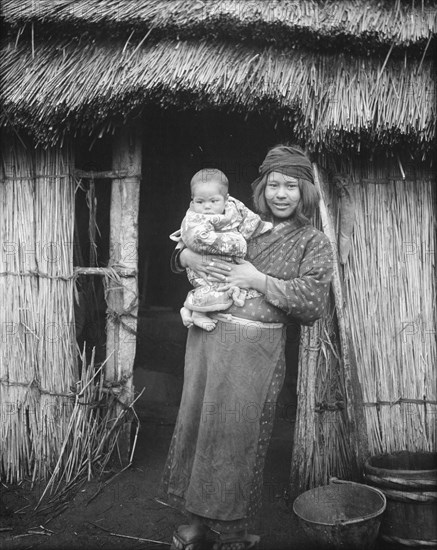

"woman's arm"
[209, 232, 334, 325]
[263, 233, 333, 324]
[170, 246, 187, 274]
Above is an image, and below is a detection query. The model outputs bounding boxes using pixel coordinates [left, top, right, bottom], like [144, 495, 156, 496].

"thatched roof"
[1, 0, 436, 155]
[2, 0, 436, 54]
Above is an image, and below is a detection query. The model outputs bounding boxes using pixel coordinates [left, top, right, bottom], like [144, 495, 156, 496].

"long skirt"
[159, 318, 286, 533]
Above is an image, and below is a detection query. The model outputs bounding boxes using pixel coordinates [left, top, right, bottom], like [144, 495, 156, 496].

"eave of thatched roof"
[1, 36, 435, 155]
[2, 0, 436, 57]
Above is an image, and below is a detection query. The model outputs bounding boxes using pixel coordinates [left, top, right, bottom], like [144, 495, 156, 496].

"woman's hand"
[179, 249, 231, 283]
[224, 259, 267, 292]
[179, 250, 266, 291]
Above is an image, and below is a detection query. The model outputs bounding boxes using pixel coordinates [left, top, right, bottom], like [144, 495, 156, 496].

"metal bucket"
[293, 479, 386, 549]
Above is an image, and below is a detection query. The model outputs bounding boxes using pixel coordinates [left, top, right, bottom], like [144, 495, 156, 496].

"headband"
[252, 145, 314, 191]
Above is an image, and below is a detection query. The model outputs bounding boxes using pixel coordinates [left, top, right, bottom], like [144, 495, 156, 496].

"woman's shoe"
[170, 524, 211, 550]
[212, 533, 260, 550]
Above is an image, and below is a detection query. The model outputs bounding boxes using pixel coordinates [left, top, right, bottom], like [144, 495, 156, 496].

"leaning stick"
[88, 522, 168, 545]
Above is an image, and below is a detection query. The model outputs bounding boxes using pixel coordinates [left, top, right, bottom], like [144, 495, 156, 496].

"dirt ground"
[0, 410, 396, 550]
[1, 313, 394, 550]
[1, 405, 315, 550]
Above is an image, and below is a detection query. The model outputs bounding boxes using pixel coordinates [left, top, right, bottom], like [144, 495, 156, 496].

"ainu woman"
[160, 145, 334, 550]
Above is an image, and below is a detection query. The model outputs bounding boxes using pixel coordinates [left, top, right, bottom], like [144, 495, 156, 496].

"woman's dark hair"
[253, 174, 320, 225]
[252, 144, 320, 224]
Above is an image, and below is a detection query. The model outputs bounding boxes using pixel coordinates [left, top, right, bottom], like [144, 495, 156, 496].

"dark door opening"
[138, 106, 293, 312]
[134, 107, 299, 423]
[134, 108, 299, 505]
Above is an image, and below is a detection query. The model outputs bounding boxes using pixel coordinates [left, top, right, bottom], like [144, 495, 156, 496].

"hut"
[1, 0, 436, 496]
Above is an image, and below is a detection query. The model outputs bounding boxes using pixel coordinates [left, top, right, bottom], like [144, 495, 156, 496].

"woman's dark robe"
[160, 220, 333, 532]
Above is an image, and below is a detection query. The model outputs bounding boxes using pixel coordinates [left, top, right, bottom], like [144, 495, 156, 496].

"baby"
[170, 168, 272, 331]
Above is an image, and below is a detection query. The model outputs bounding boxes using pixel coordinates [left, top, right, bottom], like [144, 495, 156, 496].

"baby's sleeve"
[231, 197, 273, 240]
[181, 211, 247, 257]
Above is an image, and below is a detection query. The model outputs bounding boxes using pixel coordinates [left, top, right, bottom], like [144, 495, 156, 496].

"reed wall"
[292, 155, 435, 492]
[0, 137, 77, 482]
[292, 311, 357, 493]
[329, 156, 436, 455]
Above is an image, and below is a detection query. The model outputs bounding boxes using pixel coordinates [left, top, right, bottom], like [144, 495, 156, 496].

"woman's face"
[264, 171, 301, 219]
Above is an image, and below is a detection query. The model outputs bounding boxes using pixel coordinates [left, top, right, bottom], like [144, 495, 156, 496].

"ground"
[1, 312, 393, 550]
[0, 409, 395, 550]
[1, 407, 313, 550]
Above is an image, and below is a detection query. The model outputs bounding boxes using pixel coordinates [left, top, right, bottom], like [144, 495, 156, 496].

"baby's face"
[191, 180, 227, 215]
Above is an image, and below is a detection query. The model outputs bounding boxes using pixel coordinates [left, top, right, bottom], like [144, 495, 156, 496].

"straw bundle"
[311, 315, 355, 487]
[3, 0, 436, 53]
[37, 347, 140, 504]
[0, 137, 77, 483]
[343, 175, 436, 454]
[1, 37, 435, 154]
[292, 275, 355, 493]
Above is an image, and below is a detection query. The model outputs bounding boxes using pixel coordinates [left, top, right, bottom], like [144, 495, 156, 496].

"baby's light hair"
[190, 169, 229, 196]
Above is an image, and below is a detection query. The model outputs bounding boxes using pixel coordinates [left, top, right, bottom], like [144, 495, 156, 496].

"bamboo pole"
[312, 163, 368, 475]
[105, 124, 141, 464]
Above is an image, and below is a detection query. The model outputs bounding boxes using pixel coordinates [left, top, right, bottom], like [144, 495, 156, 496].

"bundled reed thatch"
[0, 137, 77, 483]
[292, 312, 356, 494]
[291, 170, 364, 494]
[1, 37, 435, 153]
[291, 153, 436, 490]
[343, 174, 436, 454]
[37, 347, 140, 504]
[2, 0, 436, 54]
[1, 0, 435, 152]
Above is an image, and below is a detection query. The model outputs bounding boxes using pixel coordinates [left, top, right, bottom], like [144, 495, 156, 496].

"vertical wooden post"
[106, 124, 141, 464]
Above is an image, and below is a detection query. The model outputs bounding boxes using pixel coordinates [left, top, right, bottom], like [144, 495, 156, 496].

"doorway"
[134, 106, 299, 425]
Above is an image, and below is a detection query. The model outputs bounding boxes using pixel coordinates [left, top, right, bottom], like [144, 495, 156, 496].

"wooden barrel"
[364, 451, 437, 547]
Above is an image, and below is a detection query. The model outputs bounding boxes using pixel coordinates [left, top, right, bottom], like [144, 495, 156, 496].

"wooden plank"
[74, 267, 137, 277]
[74, 169, 141, 180]
[105, 124, 141, 465]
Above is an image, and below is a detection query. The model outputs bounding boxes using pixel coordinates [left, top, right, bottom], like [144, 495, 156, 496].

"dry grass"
[2, 0, 436, 46]
[37, 347, 141, 505]
[343, 173, 436, 454]
[310, 318, 355, 487]
[0, 137, 77, 483]
[1, 36, 435, 151]
[293, 315, 355, 492]
[0, 137, 140, 489]
[292, 157, 435, 490]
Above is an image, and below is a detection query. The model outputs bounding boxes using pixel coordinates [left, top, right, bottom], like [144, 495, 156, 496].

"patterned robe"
[160, 219, 333, 532]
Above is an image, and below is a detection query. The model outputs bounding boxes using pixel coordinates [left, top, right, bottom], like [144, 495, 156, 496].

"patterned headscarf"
[252, 145, 314, 191]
